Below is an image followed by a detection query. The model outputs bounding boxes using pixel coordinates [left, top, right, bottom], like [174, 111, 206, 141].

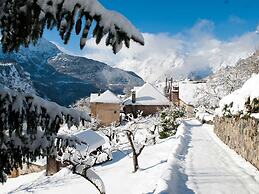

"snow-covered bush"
[56, 132, 106, 194]
[195, 107, 215, 124]
[100, 113, 159, 172]
[216, 74, 259, 118]
[159, 107, 185, 139]
[0, 0, 144, 53]
[72, 97, 91, 113]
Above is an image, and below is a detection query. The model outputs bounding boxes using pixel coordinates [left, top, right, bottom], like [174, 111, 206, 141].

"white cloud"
[57, 20, 259, 82]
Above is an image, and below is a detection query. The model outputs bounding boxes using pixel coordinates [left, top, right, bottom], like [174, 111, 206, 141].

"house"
[123, 83, 170, 117]
[90, 90, 121, 126]
[165, 79, 206, 117]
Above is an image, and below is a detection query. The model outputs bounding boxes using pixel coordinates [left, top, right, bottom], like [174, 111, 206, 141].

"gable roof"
[123, 83, 170, 106]
[90, 93, 99, 103]
[90, 90, 121, 104]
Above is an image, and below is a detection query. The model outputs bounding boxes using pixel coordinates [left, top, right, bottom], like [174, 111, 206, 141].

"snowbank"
[216, 74, 259, 116]
[154, 121, 190, 194]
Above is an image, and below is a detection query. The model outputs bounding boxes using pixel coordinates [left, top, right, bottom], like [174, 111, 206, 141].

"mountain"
[83, 33, 258, 83]
[207, 51, 259, 84]
[195, 51, 259, 109]
[0, 39, 144, 106]
[0, 60, 35, 93]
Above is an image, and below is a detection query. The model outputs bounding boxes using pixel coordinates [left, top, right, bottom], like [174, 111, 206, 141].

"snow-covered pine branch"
[0, 87, 90, 183]
[0, 0, 144, 53]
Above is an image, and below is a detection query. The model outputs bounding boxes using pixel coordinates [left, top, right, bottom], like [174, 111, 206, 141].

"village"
[0, 0, 259, 194]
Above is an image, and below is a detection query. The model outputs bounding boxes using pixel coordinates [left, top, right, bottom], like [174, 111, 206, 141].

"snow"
[179, 81, 206, 106]
[251, 113, 259, 119]
[38, 0, 144, 52]
[196, 109, 215, 122]
[154, 119, 259, 194]
[123, 83, 170, 106]
[2, 119, 259, 193]
[74, 129, 106, 153]
[1, 130, 177, 194]
[90, 90, 121, 104]
[31, 158, 47, 167]
[217, 73, 259, 116]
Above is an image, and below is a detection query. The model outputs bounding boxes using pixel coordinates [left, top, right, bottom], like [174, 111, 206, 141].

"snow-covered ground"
[2, 119, 259, 194]
[155, 119, 259, 194]
[1, 131, 179, 194]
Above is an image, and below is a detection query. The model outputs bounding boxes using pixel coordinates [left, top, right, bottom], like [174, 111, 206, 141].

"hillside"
[0, 39, 144, 106]
[196, 51, 259, 109]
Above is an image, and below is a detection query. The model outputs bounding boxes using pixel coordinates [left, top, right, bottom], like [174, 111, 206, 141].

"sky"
[43, 0, 259, 81]
[44, 0, 259, 53]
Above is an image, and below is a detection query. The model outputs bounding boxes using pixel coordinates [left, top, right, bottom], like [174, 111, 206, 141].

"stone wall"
[214, 116, 259, 169]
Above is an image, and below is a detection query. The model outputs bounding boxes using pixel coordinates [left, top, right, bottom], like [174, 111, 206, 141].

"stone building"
[164, 79, 206, 117]
[123, 83, 170, 117]
[90, 90, 121, 126]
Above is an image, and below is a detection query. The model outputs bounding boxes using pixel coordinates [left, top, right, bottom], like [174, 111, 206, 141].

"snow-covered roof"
[90, 93, 99, 103]
[90, 90, 121, 104]
[74, 129, 106, 153]
[179, 81, 205, 106]
[123, 83, 170, 106]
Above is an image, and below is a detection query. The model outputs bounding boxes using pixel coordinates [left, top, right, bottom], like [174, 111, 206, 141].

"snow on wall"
[216, 74, 259, 116]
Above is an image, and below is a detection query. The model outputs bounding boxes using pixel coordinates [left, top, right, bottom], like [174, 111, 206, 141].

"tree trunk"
[132, 152, 139, 173]
[150, 125, 157, 145]
[46, 156, 60, 176]
[126, 131, 139, 172]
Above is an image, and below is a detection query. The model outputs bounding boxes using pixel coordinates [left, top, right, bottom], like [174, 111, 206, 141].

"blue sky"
[44, 0, 259, 53]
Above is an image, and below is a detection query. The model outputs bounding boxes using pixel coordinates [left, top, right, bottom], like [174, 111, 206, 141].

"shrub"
[159, 107, 185, 139]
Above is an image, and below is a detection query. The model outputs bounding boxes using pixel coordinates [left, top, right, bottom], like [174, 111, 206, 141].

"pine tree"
[0, 0, 144, 53]
[0, 1, 144, 189]
[159, 107, 185, 139]
[0, 88, 89, 183]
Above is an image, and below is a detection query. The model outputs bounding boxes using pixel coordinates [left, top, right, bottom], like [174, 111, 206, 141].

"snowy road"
[155, 119, 259, 194]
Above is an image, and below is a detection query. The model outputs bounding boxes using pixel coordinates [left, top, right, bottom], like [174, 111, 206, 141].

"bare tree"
[56, 134, 106, 194]
[100, 113, 159, 173]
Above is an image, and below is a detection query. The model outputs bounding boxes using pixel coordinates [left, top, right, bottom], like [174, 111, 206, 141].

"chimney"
[132, 90, 136, 103]
[172, 85, 179, 106]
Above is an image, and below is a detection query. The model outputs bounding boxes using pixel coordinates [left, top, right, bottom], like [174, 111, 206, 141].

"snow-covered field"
[1, 131, 179, 194]
[2, 119, 259, 194]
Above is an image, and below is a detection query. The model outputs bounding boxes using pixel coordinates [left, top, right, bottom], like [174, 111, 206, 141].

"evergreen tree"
[0, 0, 144, 53]
[159, 107, 185, 139]
[0, 88, 89, 183]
